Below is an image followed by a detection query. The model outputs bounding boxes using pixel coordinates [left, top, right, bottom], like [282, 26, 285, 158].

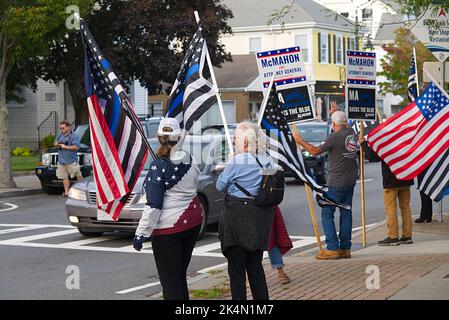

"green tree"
[378, 27, 436, 104]
[0, 0, 92, 189]
[27, 0, 233, 124]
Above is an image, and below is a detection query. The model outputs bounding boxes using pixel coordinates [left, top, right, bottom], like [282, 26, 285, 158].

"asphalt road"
[0, 162, 447, 299]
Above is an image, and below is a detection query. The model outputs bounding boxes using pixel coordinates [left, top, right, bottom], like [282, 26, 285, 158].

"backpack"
[234, 155, 285, 207]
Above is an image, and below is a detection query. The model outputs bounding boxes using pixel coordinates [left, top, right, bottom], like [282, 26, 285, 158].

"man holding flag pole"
[258, 74, 353, 260]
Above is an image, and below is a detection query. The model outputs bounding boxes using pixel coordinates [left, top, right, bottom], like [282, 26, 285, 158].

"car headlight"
[83, 153, 92, 166]
[68, 188, 87, 201]
[41, 153, 51, 165]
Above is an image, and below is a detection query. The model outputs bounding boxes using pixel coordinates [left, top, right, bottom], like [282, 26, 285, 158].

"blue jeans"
[321, 184, 355, 251]
[268, 246, 284, 269]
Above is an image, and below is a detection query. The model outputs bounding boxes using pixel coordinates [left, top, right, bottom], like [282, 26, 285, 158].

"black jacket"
[361, 141, 414, 189]
[219, 195, 274, 253]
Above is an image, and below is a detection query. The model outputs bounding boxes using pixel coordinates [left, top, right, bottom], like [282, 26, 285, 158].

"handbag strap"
[233, 182, 255, 198]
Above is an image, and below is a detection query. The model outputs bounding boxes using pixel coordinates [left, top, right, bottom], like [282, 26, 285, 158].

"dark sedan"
[65, 134, 231, 239]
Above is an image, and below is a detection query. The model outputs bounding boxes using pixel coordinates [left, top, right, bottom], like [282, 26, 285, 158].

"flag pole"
[359, 121, 367, 247]
[414, 47, 420, 96]
[194, 11, 234, 155]
[257, 74, 276, 126]
[291, 124, 323, 252]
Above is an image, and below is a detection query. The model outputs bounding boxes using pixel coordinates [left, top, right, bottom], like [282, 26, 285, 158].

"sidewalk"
[0, 174, 42, 199]
[189, 214, 449, 300]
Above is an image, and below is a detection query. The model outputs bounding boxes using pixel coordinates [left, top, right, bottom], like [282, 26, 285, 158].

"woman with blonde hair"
[216, 121, 275, 300]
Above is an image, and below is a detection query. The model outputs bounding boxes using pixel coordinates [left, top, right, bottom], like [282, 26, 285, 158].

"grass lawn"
[11, 154, 40, 171]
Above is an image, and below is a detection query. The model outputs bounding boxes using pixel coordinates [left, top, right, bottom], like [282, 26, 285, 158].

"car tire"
[197, 195, 209, 240]
[78, 229, 103, 237]
[40, 180, 62, 195]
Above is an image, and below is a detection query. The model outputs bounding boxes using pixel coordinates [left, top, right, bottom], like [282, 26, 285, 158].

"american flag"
[166, 27, 217, 131]
[367, 82, 449, 180]
[408, 48, 419, 102]
[80, 20, 149, 220]
[261, 87, 350, 210]
[417, 148, 449, 201]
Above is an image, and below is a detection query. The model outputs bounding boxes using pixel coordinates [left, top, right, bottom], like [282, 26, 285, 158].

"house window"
[295, 34, 309, 63]
[362, 8, 373, 20]
[335, 36, 343, 64]
[320, 33, 329, 63]
[148, 101, 163, 117]
[45, 92, 57, 102]
[249, 37, 261, 53]
[348, 37, 356, 50]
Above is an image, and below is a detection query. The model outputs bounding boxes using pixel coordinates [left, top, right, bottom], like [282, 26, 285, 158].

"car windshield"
[296, 125, 328, 143]
[147, 122, 159, 138]
[74, 124, 90, 148]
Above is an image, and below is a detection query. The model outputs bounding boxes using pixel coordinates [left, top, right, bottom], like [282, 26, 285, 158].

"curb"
[0, 188, 44, 199]
[12, 171, 36, 177]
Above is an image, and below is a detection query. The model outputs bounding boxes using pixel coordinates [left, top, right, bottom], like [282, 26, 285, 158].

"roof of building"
[222, 0, 355, 31]
[374, 12, 404, 41]
[213, 54, 259, 90]
[379, 0, 402, 12]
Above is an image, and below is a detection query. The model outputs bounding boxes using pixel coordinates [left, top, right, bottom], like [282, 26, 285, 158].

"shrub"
[41, 134, 56, 150]
[11, 147, 31, 157]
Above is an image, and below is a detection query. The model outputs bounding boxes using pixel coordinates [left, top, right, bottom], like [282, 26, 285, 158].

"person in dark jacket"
[216, 121, 275, 300]
[359, 126, 414, 246]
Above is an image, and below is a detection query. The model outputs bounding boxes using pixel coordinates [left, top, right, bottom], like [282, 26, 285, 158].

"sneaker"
[315, 249, 340, 260]
[398, 237, 413, 244]
[338, 249, 351, 259]
[378, 237, 400, 246]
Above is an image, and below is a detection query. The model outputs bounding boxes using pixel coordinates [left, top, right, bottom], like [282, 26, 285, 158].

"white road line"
[0, 225, 47, 235]
[193, 241, 221, 253]
[357, 178, 374, 184]
[58, 236, 119, 248]
[115, 281, 162, 294]
[0, 223, 75, 229]
[0, 203, 18, 212]
[0, 229, 79, 244]
[197, 262, 228, 274]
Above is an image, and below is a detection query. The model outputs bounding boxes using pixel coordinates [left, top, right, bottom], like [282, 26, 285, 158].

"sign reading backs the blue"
[277, 85, 315, 124]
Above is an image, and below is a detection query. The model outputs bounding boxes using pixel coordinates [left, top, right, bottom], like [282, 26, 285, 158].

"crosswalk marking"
[0, 223, 325, 257]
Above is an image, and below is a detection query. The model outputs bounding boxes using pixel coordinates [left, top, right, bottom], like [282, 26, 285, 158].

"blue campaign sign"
[346, 87, 376, 121]
[277, 85, 315, 123]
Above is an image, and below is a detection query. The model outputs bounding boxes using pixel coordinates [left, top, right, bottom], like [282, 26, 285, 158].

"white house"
[7, 79, 148, 151]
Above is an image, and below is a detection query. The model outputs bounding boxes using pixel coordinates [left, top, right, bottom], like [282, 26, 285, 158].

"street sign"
[411, 6, 449, 62]
[277, 85, 315, 124]
[256, 46, 307, 90]
[346, 51, 377, 86]
[346, 87, 376, 121]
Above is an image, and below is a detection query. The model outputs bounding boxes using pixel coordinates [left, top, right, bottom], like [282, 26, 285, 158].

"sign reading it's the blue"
[277, 85, 315, 123]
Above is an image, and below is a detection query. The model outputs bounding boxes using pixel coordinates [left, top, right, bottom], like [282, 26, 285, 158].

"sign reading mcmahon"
[256, 46, 307, 90]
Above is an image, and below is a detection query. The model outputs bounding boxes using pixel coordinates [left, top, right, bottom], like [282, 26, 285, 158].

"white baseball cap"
[157, 117, 181, 136]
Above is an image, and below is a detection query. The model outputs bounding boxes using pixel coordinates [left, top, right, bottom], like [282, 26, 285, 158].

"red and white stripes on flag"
[367, 82, 449, 180]
[80, 19, 149, 220]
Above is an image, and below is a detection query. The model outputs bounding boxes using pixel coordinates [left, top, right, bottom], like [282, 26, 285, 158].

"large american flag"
[80, 20, 149, 220]
[408, 49, 419, 102]
[261, 87, 350, 210]
[166, 27, 217, 131]
[367, 82, 449, 180]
